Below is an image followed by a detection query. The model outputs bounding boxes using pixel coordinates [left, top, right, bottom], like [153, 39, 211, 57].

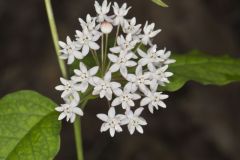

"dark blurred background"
[1, 0, 240, 160]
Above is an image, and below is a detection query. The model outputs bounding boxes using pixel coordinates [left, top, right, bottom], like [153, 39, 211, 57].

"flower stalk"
[73, 100, 87, 160]
[44, 0, 67, 78]
[44, 0, 84, 160]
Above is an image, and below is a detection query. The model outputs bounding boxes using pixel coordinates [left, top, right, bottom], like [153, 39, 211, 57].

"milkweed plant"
[55, 0, 175, 137]
[1, 0, 240, 160]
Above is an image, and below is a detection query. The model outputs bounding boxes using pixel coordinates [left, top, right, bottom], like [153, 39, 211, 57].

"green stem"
[91, 50, 100, 66]
[44, 0, 67, 78]
[44, 1, 84, 160]
[73, 117, 84, 160]
[101, 35, 104, 76]
[73, 100, 87, 160]
[114, 25, 120, 46]
[104, 34, 109, 72]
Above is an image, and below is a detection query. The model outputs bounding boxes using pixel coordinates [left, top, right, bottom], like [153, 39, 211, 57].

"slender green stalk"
[101, 35, 104, 76]
[73, 100, 87, 160]
[91, 50, 100, 66]
[113, 25, 120, 46]
[44, 1, 84, 160]
[106, 26, 120, 71]
[73, 117, 84, 160]
[105, 55, 112, 73]
[44, 0, 67, 78]
[104, 34, 109, 72]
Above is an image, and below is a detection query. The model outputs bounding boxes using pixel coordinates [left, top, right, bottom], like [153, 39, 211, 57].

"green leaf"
[164, 51, 240, 91]
[151, 0, 168, 7]
[0, 90, 61, 160]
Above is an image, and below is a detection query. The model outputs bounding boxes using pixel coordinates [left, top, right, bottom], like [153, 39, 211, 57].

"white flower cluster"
[55, 0, 175, 136]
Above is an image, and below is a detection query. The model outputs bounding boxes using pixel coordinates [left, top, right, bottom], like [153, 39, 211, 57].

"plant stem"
[101, 35, 104, 76]
[44, 1, 84, 160]
[91, 50, 100, 66]
[106, 26, 120, 71]
[73, 100, 87, 160]
[104, 34, 109, 72]
[114, 25, 120, 46]
[44, 0, 67, 78]
[73, 117, 84, 160]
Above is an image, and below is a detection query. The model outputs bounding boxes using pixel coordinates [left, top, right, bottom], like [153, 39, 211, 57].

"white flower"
[75, 28, 100, 56]
[112, 84, 141, 110]
[155, 48, 176, 66]
[110, 34, 139, 53]
[55, 78, 81, 102]
[137, 45, 164, 67]
[56, 102, 83, 123]
[92, 72, 121, 100]
[122, 17, 141, 37]
[94, 0, 112, 23]
[125, 107, 147, 134]
[78, 14, 101, 36]
[97, 107, 126, 137]
[140, 89, 168, 113]
[140, 21, 161, 45]
[71, 62, 99, 92]
[108, 52, 137, 77]
[148, 64, 173, 88]
[112, 2, 131, 26]
[125, 65, 151, 94]
[59, 36, 83, 64]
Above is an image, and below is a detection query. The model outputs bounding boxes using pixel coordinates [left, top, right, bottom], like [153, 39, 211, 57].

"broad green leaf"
[164, 51, 240, 91]
[0, 90, 61, 160]
[151, 0, 168, 7]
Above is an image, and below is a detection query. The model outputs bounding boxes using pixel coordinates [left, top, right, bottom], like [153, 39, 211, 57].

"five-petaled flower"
[71, 62, 99, 92]
[125, 107, 147, 134]
[92, 72, 121, 100]
[59, 36, 83, 64]
[112, 84, 141, 110]
[97, 107, 126, 137]
[56, 101, 83, 123]
[141, 88, 169, 113]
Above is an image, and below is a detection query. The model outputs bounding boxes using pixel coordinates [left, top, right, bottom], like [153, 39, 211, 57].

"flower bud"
[101, 21, 113, 34]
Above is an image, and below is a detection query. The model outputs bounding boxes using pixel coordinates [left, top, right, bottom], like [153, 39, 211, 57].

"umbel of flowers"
[55, 0, 175, 137]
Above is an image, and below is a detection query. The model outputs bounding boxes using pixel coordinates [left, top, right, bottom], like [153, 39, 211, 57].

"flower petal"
[82, 44, 89, 56]
[97, 114, 109, 122]
[89, 66, 99, 76]
[104, 72, 112, 81]
[79, 62, 87, 73]
[109, 64, 120, 72]
[111, 97, 121, 106]
[108, 107, 116, 118]
[140, 97, 152, 106]
[134, 107, 144, 116]
[108, 54, 118, 62]
[136, 125, 144, 134]
[58, 112, 66, 120]
[128, 124, 135, 135]
[89, 41, 100, 50]
[110, 127, 115, 137]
